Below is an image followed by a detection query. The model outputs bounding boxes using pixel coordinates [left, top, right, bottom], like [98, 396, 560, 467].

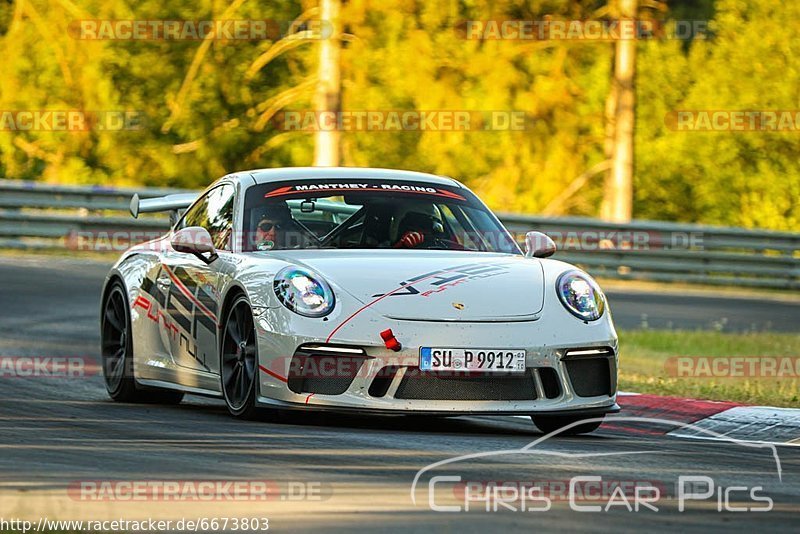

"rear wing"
[129, 192, 197, 226]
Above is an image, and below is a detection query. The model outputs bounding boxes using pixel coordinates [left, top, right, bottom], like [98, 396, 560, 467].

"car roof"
[233, 167, 463, 188]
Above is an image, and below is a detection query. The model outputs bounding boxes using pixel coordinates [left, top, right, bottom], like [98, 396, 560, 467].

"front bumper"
[255, 397, 621, 418]
[254, 308, 619, 415]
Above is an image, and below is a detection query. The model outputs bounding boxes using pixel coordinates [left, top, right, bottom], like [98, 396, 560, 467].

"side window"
[181, 185, 235, 250]
[439, 204, 485, 251]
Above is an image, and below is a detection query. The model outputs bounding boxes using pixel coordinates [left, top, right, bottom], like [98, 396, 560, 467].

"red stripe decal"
[162, 266, 218, 323]
[325, 269, 461, 343]
[132, 294, 179, 337]
[264, 186, 294, 198]
[258, 364, 288, 383]
[133, 295, 151, 310]
[435, 188, 467, 201]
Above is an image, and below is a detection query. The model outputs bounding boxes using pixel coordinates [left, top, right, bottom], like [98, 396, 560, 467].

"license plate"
[419, 348, 526, 373]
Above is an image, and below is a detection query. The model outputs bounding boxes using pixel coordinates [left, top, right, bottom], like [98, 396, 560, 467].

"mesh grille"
[394, 368, 537, 401]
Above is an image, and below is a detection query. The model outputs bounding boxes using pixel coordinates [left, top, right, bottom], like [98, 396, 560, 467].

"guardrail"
[1, 180, 798, 289]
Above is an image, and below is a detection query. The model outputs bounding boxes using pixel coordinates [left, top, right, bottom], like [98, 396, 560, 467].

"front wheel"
[220, 295, 259, 419]
[531, 415, 604, 435]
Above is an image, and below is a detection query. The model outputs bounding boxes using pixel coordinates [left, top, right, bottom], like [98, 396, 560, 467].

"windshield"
[241, 179, 521, 254]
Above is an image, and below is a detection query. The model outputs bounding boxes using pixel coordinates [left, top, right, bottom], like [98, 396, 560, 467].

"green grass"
[619, 329, 800, 407]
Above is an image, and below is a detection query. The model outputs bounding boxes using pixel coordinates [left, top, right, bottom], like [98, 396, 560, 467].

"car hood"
[265, 250, 545, 322]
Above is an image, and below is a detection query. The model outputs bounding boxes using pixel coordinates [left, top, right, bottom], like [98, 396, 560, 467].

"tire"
[101, 281, 184, 404]
[531, 415, 604, 435]
[220, 295, 260, 419]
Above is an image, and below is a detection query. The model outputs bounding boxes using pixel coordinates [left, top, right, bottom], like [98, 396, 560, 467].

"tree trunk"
[602, 0, 637, 222]
[600, 78, 617, 221]
[313, 0, 341, 167]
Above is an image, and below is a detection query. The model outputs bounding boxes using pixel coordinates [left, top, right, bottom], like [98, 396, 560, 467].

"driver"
[252, 203, 292, 251]
[393, 210, 444, 248]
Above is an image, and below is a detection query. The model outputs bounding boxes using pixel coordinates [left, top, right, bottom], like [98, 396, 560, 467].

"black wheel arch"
[101, 274, 127, 314]
[218, 284, 248, 341]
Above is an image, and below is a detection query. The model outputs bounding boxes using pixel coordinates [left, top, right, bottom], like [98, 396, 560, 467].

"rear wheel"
[101, 282, 184, 404]
[220, 295, 259, 419]
[531, 415, 604, 435]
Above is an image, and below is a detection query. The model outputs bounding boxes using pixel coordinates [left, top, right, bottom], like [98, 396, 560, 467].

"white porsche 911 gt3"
[101, 167, 618, 434]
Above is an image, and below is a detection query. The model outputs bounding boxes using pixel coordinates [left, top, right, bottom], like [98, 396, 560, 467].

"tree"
[601, 0, 637, 222]
[313, 0, 341, 166]
[0, 0, 796, 231]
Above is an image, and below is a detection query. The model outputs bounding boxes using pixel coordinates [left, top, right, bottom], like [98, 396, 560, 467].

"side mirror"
[171, 226, 218, 264]
[524, 231, 556, 258]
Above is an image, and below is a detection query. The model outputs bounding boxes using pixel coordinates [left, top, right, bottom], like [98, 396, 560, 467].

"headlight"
[273, 267, 335, 318]
[556, 270, 605, 321]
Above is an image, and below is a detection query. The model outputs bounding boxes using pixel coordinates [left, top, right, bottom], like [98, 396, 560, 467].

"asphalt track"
[0, 255, 797, 532]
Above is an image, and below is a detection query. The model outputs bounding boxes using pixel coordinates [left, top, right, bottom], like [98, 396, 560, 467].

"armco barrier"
[1, 180, 797, 289]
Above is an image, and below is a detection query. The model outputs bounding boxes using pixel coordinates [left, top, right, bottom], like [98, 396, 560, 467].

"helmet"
[254, 202, 292, 223]
[396, 208, 444, 237]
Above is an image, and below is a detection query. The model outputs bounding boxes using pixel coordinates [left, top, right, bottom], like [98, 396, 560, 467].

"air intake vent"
[368, 366, 400, 398]
[537, 367, 562, 399]
[563, 347, 615, 397]
[287, 345, 369, 395]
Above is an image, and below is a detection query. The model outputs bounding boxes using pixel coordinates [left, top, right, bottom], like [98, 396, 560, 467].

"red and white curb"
[612, 393, 800, 446]
[667, 406, 800, 446]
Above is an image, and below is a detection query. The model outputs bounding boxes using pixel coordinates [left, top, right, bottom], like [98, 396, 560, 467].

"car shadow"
[167, 394, 614, 439]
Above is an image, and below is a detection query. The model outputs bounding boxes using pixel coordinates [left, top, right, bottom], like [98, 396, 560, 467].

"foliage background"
[0, 0, 797, 230]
